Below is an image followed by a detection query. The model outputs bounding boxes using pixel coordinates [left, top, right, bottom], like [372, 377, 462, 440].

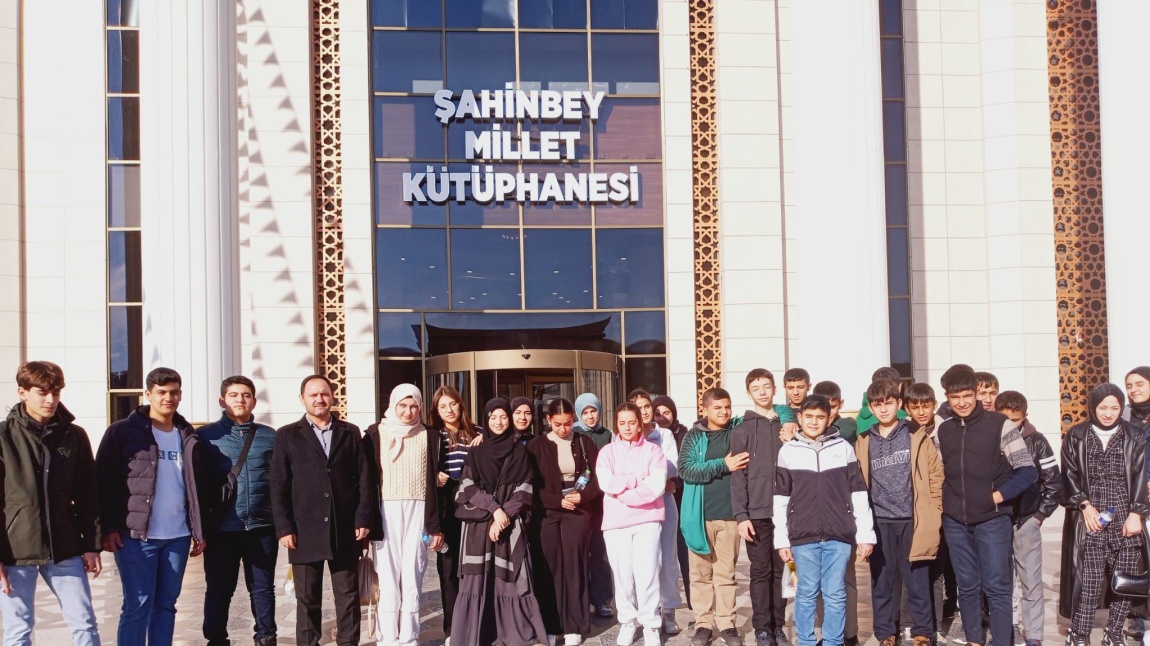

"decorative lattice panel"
[312, 0, 347, 414]
[689, 0, 722, 404]
[1046, 0, 1108, 433]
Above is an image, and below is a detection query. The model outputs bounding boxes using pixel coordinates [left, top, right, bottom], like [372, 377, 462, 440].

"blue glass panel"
[596, 229, 664, 308]
[591, 0, 658, 28]
[591, 34, 660, 95]
[594, 98, 661, 160]
[378, 312, 424, 356]
[450, 229, 522, 310]
[107, 0, 138, 26]
[108, 231, 142, 303]
[375, 163, 448, 225]
[625, 357, 666, 395]
[447, 33, 516, 91]
[446, 0, 515, 28]
[880, 0, 903, 36]
[888, 298, 912, 365]
[519, 0, 586, 28]
[108, 97, 140, 160]
[523, 229, 593, 309]
[445, 163, 520, 226]
[107, 31, 138, 93]
[886, 227, 910, 297]
[108, 165, 141, 227]
[372, 31, 443, 93]
[884, 164, 908, 226]
[519, 33, 588, 92]
[375, 228, 449, 308]
[881, 39, 905, 99]
[594, 163, 662, 226]
[109, 305, 143, 388]
[625, 310, 665, 354]
[374, 96, 445, 159]
[371, 0, 442, 27]
[522, 162, 592, 225]
[882, 101, 906, 162]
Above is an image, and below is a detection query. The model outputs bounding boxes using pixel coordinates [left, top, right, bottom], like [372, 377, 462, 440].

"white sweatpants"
[659, 492, 682, 610]
[374, 499, 428, 646]
[606, 522, 663, 629]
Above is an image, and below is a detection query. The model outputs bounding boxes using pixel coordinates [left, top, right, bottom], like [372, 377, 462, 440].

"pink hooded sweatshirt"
[596, 433, 667, 531]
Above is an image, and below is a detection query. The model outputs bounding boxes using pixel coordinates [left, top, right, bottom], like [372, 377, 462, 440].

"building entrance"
[426, 349, 621, 438]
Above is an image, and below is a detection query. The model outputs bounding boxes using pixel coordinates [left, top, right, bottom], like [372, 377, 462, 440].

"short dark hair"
[940, 366, 978, 395]
[299, 374, 333, 395]
[146, 367, 182, 391]
[904, 383, 937, 406]
[627, 388, 653, 405]
[812, 380, 842, 401]
[871, 366, 901, 382]
[799, 394, 832, 416]
[867, 379, 902, 403]
[975, 371, 1000, 390]
[16, 361, 65, 392]
[220, 375, 257, 397]
[701, 387, 732, 407]
[995, 390, 1028, 415]
[745, 368, 776, 390]
[783, 368, 810, 384]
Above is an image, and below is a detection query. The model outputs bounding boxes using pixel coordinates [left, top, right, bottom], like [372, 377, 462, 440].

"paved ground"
[0, 514, 1121, 645]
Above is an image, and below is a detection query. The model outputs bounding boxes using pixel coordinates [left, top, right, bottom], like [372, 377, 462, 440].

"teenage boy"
[731, 369, 796, 646]
[855, 380, 943, 646]
[976, 372, 1000, 411]
[680, 388, 750, 646]
[97, 367, 210, 646]
[936, 366, 1037, 646]
[0, 361, 102, 646]
[994, 391, 1060, 646]
[198, 376, 280, 646]
[782, 369, 811, 413]
[814, 381, 857, 446]
[857, 367, 908, 435]
[775, 395, 876, 646]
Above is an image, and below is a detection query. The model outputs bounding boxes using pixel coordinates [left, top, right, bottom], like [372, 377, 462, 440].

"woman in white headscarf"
[365, 383, 443, 646]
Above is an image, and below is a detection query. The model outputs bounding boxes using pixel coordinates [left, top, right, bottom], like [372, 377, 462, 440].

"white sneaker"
[618, 623, 640, 646]
[565, 634, 584, 646]
[662, 610, 681, 635]
[644, 627, 662, 646]
[547, 635, 558, 646]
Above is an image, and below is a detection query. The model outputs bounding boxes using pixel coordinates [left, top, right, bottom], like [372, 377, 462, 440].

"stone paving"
[0, 513, 1123, 645]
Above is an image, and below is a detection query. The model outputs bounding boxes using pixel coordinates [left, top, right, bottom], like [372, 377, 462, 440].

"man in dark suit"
[271, 374, 374, 646]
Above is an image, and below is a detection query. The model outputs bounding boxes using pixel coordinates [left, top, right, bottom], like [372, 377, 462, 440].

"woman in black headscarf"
[511, 396, 535, 445]
[1059, 383, 1150, 646]
[451, 398, 548, 646]
[1126, 367, 1150, 432]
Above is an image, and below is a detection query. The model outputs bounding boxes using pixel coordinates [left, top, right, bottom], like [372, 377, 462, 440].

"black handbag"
[220, 427, 258, 504]
[1112, 569, 1148, 597]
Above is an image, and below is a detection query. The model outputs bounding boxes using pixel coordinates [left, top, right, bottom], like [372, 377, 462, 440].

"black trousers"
[871, 520, 934, 640]
[678, 528, 692, 610]
[745, 518, 787, 632]
[535, 509, 593, 635]
[438, 513, 463, 634]
[203, 528, 279, 642]
[293, 557, 360, 646]
[588, 503, 613, 606]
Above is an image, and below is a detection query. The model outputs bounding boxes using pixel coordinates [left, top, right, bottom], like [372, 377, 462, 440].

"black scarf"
[1127, 367, 1150, 423]
[1088, 383, 1126, 431]
[472, 398, 532, 493]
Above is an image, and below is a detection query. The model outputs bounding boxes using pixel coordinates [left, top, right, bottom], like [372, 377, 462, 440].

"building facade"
[1, 0, 1145, 445]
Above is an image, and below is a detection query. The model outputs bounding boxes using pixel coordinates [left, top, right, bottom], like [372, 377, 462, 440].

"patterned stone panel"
[689, 0, 721, 404]
[1047, 0, 1108, 432]
[312, 0, 347, 414]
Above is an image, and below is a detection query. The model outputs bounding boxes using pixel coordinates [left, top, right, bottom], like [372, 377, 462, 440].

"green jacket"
[0, 403, 101, 565]
[855, 393, 907, 434]
[678, 423, 729, 555]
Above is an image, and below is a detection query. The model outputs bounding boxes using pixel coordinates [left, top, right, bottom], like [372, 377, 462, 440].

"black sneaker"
[692, 628, 714, 646]
[1065, 632, 1088, 646]
[720, 629, 743, 646]
[755, 631, 776, 646]
[773, 628, 792, 646]
[844, 636, 859, 646]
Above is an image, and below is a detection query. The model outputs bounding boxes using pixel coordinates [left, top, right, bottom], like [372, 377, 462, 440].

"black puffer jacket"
[1012, 421, 1061, 525]
[0, 403, 100, 564]
[95, 406, 210, 542]
[729, 409, 783, 522]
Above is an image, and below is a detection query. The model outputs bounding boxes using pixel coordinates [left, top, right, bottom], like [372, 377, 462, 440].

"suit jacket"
[270, 414, 375, 564]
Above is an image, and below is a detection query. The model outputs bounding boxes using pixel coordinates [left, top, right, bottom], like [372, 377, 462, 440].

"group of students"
[5, 360, 1150, 646]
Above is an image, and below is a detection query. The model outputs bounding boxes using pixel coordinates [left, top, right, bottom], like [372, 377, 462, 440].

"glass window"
[591, 0, 659, 29]
[108, 165, 141, 227]
[108, 97, 140, 161]
[884, 165, 907, 226]
[372, 0, 442, 27]
[375, 228, 449, 308]
[519, 0, 586, 29]
[109, 393, 140, 423]
[523, 229, 593, 309]
[591, 35, 660, 95]
[594, 98, 661, 160]
[107, 0, 139, 26]
[519, 34, 588, 92]
[882, 101, 906, 162]
[449, 119, 502, 161]
[886, 227, 910, 297]
[109, 305, 143, 389]
[375, 163, 448, 225]
[596, 228, 664, 308]
[108, 231, 142, 303]
[372, 31, 443, 93]
[450, 229, 522, 310]
[522, 163, 593, 226]
[522, 115, 590, 160]
[374, 96, 445, 159]
[446, 163, 520, 226]
[379, 360, 425, 407]
[594, 163, 662, 226]
[378, 312, 424, 356]
[108, 30, 139, 94]
[446, 33, 516, 91]
[625, 356, 666, 395]
[424, 311, 621, 355]
[881, 39, 905, 99]
[446, 0, 516, 27]
[625, 310, 665, 354]
[880, 0, 903, 36]
[888, 298, 912, 365]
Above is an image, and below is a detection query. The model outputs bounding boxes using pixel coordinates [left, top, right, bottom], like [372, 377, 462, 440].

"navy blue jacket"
[197, 413, 277, 533]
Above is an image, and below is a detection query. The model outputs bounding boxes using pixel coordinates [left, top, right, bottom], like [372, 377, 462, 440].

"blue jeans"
[942, 514, 1014, 646]
[113, 534, 191, 646]
[0, 555, 100, 646]
[791, 540, 852, 646]
[203, 529, 278, 642]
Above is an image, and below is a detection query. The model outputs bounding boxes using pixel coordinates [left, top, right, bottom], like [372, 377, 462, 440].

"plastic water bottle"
[1099, 506, 1116, 529]
[423, 533, 449, 554]
[573, 469, 591, 491]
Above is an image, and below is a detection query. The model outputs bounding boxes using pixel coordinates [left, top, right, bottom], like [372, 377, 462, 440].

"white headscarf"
[380, 383, 424, 462]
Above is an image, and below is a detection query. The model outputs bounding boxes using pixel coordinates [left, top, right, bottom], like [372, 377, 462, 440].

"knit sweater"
[380, 434, 429, 501]
[596, 435, 666, 531]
